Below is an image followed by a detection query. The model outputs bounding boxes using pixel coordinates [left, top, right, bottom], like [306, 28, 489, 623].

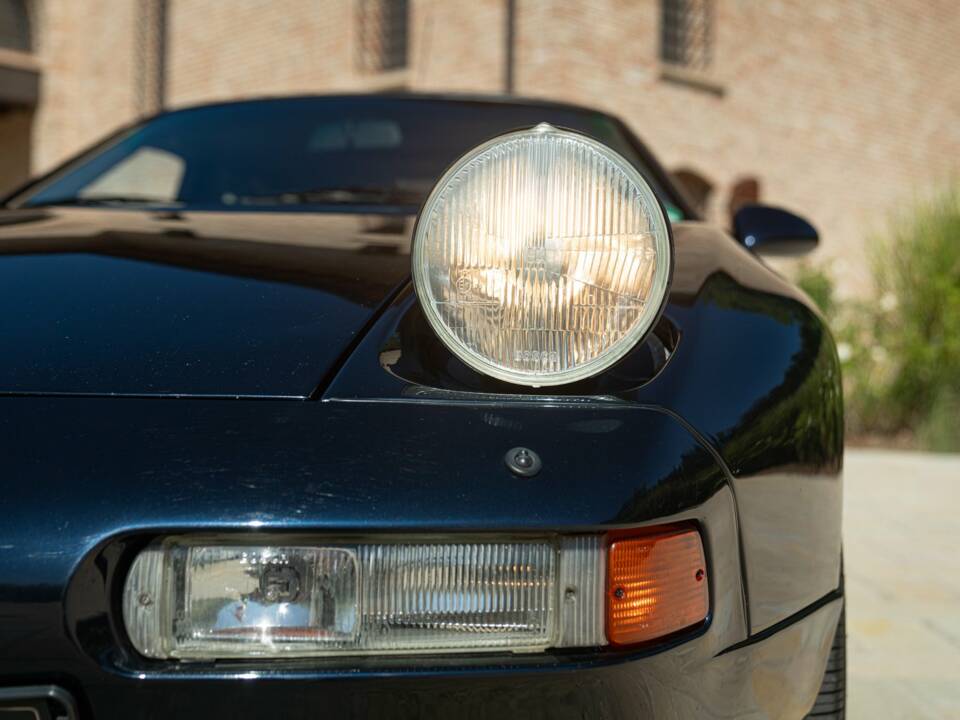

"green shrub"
[833, 299, 900, 438]
[918, 389, 960, 452]
[795, 262, 836, 320]
[870, 187, 960, 445]
[823, 185, 960, 450]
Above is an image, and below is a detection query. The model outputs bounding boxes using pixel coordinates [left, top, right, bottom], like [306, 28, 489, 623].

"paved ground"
[845, 448, 960, 719]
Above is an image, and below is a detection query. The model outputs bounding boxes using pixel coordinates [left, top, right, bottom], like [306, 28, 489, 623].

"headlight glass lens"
[412, 123, 672, 386]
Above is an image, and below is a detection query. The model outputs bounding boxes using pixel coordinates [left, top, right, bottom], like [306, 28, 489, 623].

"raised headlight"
[412, 123, 673, 386]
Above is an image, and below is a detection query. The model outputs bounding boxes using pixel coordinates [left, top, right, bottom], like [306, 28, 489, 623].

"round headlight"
[412, 123, 672, 387]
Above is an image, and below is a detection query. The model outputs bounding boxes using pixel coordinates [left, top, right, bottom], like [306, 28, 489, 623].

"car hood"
[0, 207, 414, 397]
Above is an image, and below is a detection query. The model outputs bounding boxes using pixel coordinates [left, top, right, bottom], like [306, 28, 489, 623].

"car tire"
[804, 604, 846, 719]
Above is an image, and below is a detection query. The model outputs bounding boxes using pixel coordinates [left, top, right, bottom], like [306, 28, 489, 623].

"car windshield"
[11, 96, 685, 218]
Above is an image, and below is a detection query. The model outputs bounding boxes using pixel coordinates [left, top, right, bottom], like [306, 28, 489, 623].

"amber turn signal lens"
[606, 528, 708, 646]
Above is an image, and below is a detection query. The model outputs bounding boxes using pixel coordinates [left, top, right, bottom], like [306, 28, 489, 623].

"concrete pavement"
[844, 448, 960, 719]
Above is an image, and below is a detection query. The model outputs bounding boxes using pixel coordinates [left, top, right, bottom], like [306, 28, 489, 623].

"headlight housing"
[122, 529, 708, 659]
[412, 123, 673, 387]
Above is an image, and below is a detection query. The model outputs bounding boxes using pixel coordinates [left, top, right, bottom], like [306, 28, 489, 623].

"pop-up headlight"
[411, 123, 673, 387]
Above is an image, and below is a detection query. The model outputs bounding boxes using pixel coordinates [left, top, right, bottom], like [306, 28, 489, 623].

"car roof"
[157, 92, 617, 122]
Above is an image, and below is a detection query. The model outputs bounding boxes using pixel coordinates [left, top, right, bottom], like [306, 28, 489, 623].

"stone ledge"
[659, 64, 725, 96]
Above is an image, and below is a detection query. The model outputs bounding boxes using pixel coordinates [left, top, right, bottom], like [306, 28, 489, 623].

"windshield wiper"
[231, 187, 422, 207]
[21, 188, 421, 210]
[23, 195, 182, 209]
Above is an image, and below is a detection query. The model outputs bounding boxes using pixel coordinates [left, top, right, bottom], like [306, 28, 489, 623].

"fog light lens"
[606, 528, 708, 646]
[123, 538, 560, 658]
[124, 544, 359, 658]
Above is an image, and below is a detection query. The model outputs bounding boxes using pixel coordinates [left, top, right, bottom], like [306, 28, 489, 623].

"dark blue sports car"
[0, 95, 843, 719]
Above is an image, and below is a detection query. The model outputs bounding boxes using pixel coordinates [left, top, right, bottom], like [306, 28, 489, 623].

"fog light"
[123, 538, 564, 658]
[606, 528, 708, 646]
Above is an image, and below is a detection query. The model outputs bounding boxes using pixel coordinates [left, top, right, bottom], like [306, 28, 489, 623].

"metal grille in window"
[357, 0, 409, 73]
[660, 0, 712, 71]
[0, 0, 32, 52]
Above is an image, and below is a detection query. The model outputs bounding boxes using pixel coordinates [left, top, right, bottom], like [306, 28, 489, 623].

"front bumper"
[5, 487, 840, 720]
[90, 599, 842, 719]
[3, 599, 841, 720]
[1, 397, 839, 718]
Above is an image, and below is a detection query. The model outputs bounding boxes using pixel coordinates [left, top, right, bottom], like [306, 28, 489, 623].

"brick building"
[2, 0, 959, 294]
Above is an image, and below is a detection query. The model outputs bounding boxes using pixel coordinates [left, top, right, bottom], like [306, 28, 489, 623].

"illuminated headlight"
[122, 531, 707, 659]
[412, 123, 673, 386]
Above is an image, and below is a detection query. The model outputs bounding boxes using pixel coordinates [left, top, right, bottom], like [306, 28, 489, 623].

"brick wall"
[410, 0, 506, 92]
[514, 0, 960, 292]
[19, 0, 960, 296]
[166, 0, 356, 104]
[163, 0, 509, 101]
[30, 0, 139, 172]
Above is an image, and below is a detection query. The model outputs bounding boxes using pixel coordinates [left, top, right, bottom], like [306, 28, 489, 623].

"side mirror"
[732, 204, 818, 256]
